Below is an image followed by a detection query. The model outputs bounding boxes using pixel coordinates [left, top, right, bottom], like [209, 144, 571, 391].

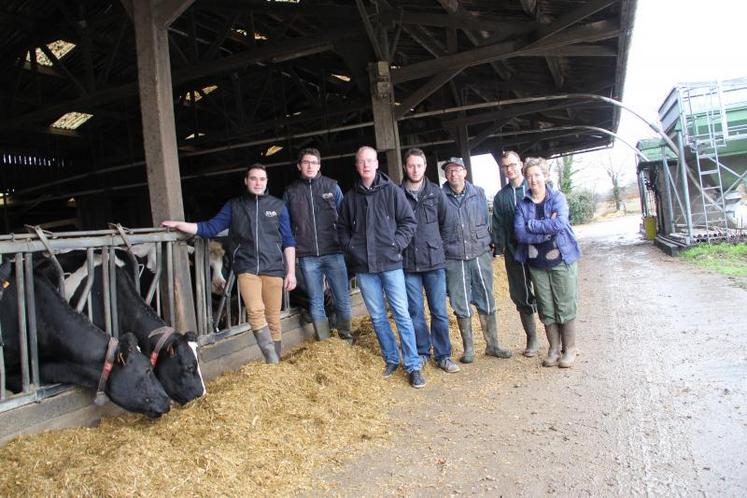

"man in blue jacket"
[338, 146, 425, 388]
[400, 148, 459, 373]
[442, 157, 512, 363]
[284, 148, 353, 344]
[162, 164, 296, 364]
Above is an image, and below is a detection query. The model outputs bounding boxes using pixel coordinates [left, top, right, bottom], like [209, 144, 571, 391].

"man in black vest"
[162, 164, 296, 364]
[284, 148, 353, 343]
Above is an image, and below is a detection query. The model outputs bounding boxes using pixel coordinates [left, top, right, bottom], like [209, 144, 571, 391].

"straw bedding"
[0, 258, 514, 497]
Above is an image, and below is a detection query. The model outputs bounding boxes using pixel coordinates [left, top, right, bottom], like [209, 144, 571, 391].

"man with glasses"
[338, 146, 425, 388]
[492, 150, 538, 357]
[442, 157, 512, 363]
[285, 148, 353, 344]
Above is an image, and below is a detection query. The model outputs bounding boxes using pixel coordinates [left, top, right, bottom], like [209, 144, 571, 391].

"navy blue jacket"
[400, 180, 448, 272]
[338, 172, 416, 274]
[442, 181, 492, 261]
[284, 173, 343, 258]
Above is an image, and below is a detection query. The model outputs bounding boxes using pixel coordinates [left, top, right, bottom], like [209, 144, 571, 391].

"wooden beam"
[535, 0, 618, 43]
[39, 45, 88, 96]
[155, 0, 196, 27]
[394, 68, 463, 119]
[545, 56, 565, 89]
[392, 20, 619, 83]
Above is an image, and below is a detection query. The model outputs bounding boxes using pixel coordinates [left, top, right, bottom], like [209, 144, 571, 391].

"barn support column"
[132, 0, 196, 331]
[457, 122, 474, 183]
[369, 62, 402, 182]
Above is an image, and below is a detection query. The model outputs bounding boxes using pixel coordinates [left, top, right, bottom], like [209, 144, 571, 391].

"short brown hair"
[500, 150, 521, 163]
[246, 163, 267, 176]
[403, 147, 426, 164]
[297, 147, 321, 164]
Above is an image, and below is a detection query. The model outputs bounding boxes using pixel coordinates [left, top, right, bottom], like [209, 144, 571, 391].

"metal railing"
[0, 226, 296, 413]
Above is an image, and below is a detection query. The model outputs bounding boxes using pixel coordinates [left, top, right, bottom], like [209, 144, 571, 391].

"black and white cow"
[0, 259, 171, 418]
[39, 251, 206, 405]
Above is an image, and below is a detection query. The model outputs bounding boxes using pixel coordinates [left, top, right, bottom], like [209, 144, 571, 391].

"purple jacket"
[513, 186, 581, 265]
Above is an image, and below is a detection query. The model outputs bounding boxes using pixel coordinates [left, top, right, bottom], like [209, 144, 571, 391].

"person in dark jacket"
[338, 146, 425, 388]
[284, 148, 353, 343]
[162, 164, 296, 364]
[442, 157, 512, 363]
[513, 157, 581, 368]
[400, 148, 459, 373]
[492, 150, 539, 357]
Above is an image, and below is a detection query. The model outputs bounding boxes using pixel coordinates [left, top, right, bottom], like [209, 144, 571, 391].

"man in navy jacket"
[338, 146, 426, 388]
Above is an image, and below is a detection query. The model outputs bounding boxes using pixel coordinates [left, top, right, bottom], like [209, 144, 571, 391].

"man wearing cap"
[338, 146, 426, 388]
[442, 157, 512, 363]
[492, 150, 539, 357]
[400, 148, 460, 373]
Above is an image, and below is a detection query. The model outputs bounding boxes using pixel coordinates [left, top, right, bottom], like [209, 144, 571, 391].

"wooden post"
[369, 62, 402, 183]
[132, 0, 196, 331]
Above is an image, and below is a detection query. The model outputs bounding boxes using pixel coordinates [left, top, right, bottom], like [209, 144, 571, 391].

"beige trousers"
[237, 273, 284, 341]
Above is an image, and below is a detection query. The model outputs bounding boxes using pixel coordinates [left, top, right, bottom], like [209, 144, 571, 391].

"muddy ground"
[316, 215, 747, 497]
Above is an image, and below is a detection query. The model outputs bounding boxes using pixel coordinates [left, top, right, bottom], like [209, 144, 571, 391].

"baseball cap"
[441, 157, 465, 171]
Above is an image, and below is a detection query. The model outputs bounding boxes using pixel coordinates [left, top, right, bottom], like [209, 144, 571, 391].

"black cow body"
[38, 252, 206, 405]
[0, 259, 171, 417]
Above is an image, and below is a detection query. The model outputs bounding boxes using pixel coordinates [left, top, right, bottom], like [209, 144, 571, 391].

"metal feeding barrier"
[0, 226, 294, 413]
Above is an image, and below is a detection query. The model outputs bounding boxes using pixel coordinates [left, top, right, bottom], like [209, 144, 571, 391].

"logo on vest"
[321, 192, 334, 200]
[265, 210, 278, 218]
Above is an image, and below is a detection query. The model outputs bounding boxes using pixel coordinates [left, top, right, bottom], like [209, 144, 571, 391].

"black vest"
[227, 194, 285, 277]
[285, 174, 341, 258]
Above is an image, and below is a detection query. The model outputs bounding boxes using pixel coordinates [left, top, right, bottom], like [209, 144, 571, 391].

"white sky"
[471, 0, 747, 197]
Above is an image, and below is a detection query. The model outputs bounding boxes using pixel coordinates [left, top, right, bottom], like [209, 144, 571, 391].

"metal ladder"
[683, 83, 729, 240]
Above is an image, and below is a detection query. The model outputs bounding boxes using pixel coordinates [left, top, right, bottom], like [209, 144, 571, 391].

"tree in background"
[553, 155, 594, 225]
[557, 155, 578, 194]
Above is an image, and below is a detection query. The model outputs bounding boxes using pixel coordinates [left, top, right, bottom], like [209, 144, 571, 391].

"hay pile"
[0, 257, 521, 497]
[0, 323, 399, 497]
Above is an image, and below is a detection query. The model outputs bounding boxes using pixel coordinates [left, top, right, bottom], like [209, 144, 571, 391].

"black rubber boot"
[456, 317, 474, 364]
[253, 326, 279, 364]
[542, 323, 561, 367]
[520, 312, 539, 357]
[313, 318, 331, 341]
[558, 319, 577, 368]
[479, 312, 512, 359]
[336, 318, 354, 344]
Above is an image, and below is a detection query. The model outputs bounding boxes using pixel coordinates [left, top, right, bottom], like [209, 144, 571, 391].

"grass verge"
[681, 242, 747, 281]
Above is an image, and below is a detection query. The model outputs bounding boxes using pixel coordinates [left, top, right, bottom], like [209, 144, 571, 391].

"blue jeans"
[357, 269, 420, 373]
[405, 269, 452, 361]
[299, 253, 352, 322]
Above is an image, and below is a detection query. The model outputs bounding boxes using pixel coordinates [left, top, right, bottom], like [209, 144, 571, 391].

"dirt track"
[317, 215, 747, 497]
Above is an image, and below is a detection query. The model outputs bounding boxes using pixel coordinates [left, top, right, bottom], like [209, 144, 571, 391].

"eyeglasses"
[300, 160, 319, 166]
[501, 162, 519, 169]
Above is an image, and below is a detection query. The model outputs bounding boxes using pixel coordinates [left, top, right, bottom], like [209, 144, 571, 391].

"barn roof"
[0, 0, 636, 228]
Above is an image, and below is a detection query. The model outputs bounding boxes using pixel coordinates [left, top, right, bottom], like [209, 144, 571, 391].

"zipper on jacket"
[309, 182, 320, 256]
[255, 198, 260, 274]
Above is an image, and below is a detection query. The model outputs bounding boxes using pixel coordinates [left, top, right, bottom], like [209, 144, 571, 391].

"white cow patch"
[63, 255, 125, 302]
[189, 341, 207, 395]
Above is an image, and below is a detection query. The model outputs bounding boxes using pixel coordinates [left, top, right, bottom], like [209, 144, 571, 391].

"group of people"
[163, 146, 581, 389]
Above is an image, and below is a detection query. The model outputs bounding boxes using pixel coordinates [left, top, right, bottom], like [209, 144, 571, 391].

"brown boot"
[542, 324, 561, 367]
[558, 319, 577, 368]
[520, 312, 539, 357]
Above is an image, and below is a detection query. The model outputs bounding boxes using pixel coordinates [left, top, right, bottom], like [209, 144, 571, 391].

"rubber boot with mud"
[274, 340, 282, 359]
[254, 326, 279, 364]
[478, 312, 512, 358]
[336, 318, 355, 345]
[558, 319, 577, 368]
[313, 318, 331, 341]
[520, 312, 539, 357]
[456, 317, 475, 364]
[542, 324, 561, 367]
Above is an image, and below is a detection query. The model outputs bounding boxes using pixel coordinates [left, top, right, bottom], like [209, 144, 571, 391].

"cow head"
[107, 332, 171, 418]
[153, 330, 206, 405]
[0, 259, 12, 301]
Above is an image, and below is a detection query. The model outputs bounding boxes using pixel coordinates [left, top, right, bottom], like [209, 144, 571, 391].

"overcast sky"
[473, 0, 747, 197]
